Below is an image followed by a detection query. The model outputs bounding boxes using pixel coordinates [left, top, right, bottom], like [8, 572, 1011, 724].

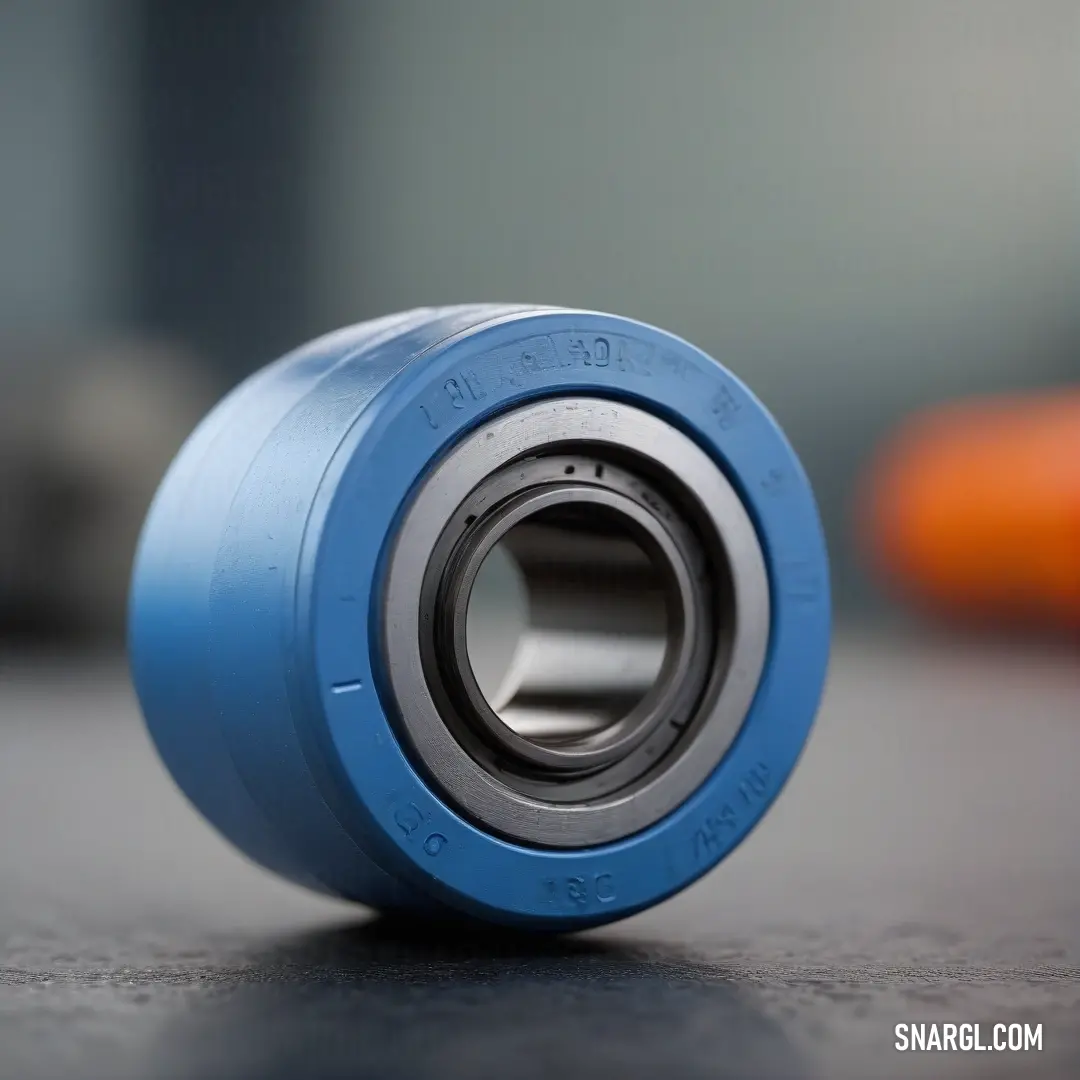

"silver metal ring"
[441, 482, 700, 775]
[421, 455, 716, 806]
[381, 397, 770, 848]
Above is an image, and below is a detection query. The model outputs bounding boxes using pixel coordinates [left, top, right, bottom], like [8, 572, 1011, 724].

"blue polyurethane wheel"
[128, 305, 830, 931]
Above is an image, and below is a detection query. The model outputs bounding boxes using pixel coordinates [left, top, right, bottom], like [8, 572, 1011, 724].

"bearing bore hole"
[465, 502, 677, 748]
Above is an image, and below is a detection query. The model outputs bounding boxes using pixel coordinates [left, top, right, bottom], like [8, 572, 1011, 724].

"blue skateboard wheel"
[129, 305, 830, 931]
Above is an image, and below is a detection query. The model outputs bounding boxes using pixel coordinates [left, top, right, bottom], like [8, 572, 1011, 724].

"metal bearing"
[385, 398, 770, 846]
[129, 305, 830, 930]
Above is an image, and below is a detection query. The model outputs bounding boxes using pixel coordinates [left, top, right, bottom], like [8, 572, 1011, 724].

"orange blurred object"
[858, 390, 1080, 630]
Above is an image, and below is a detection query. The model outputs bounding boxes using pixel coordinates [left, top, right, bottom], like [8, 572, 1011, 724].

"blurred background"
[2, 0, 1080, 649]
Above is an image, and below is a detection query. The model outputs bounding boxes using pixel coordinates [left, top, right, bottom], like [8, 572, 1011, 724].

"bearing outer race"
[383, 400, 769, 847]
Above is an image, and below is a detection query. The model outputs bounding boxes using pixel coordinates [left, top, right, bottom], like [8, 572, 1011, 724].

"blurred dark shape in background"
[0, 341, 220, 643]
[1, 1, 1079, 647]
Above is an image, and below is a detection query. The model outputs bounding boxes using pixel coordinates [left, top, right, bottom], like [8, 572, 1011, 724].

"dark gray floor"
[1, 633, 1078, 1079]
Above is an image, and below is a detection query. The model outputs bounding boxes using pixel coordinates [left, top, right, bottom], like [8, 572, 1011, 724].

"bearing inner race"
[420, 453, 718, 804]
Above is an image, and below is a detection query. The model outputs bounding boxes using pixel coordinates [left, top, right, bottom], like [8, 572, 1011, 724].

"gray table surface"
[1, 632, 1078, 1079]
